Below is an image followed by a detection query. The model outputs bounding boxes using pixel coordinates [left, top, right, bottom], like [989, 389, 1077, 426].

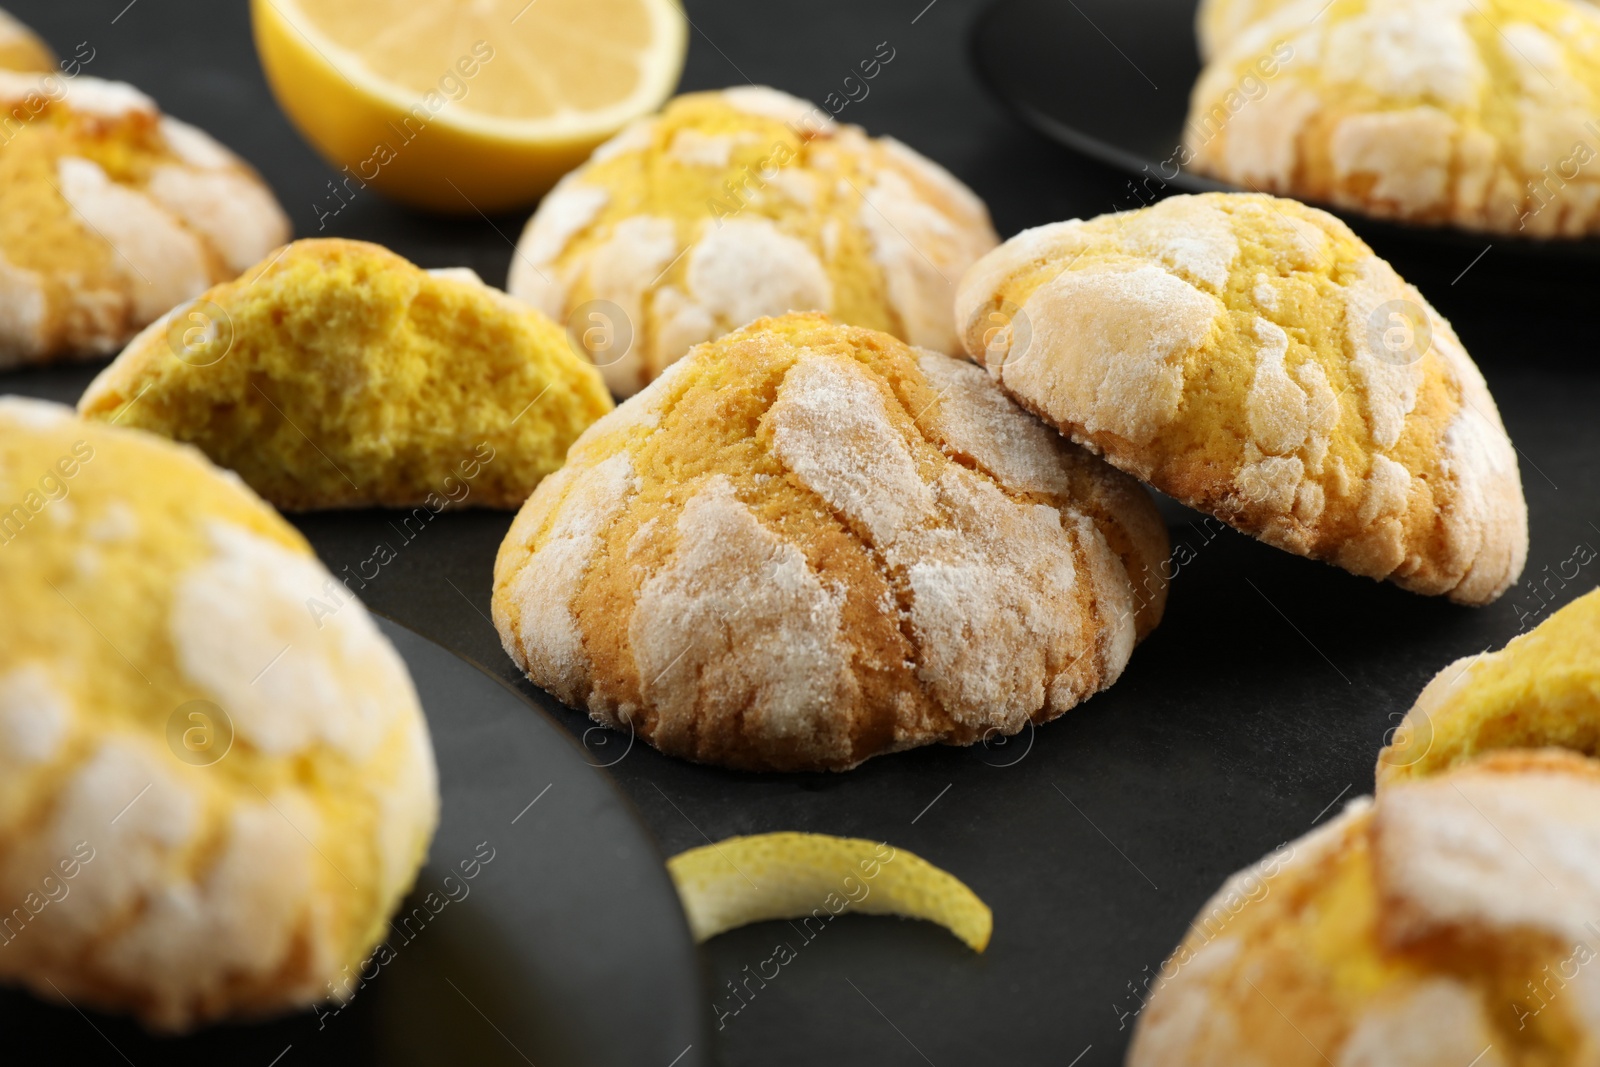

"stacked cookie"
[495, 184, 1530, 770]
[1130, 588, 1600, 1065]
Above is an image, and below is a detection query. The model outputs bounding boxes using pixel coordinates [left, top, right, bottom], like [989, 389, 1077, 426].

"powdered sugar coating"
[956, 192, 1527, 604]
[170, 522, 414, 760]
[0, 411, 439, 1030]
[0, 77, 289, 365]
[1336, 980, 1508, 1067]
[1189, 0, 1600, 235]
[0, 665, 71, 770]
[686, 217, 833, 332]
[1006, 264, 1221, 448]
[57, 156, 211, 323]
[1130, 754, 1600, 1064]
[631, 475, 858, 748]
[1374, 762, 1600, 950]
[507, 87, 998, 397]
[493, 314, 1166, 771]
[498, 450, 639, 704]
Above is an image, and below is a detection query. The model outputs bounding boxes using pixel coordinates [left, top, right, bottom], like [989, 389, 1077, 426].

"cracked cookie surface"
[1188, 0, 1600, 235]
[492, 313, 1168, 772]
[955, 192, 1527, 604]
[508, 86, 999, 397]
[0, 399, 437, 1030]
[0, 72, 288, 365]
[1131, 750, 1600, 1067]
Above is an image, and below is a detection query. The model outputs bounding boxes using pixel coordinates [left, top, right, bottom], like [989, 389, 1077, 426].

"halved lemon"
[668, 833, 993, 952]
[251, 0, 687, 213]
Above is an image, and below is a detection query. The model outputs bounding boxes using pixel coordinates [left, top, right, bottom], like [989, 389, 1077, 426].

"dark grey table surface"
[6, 1, 1599, 1065]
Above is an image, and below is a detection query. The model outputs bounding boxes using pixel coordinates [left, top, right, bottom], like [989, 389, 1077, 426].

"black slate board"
[6, 1, 1600, 1065]
[0, 617, 707, 1067]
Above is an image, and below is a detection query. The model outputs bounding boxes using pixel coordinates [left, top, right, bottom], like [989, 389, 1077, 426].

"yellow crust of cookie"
[1187, 0, 1600, 236]
[1131, 751, 1600, 1067]
[0, 8, 54, 72]
[492, 312, 1168, 772]
[0, 72, 289, 366]
[0, 398, 438, 1031]
[509, 86, 999, 397]
[78, 239, 615, 511]
[1379, 587, 1600, 786]
[955, 192, 1528, 605]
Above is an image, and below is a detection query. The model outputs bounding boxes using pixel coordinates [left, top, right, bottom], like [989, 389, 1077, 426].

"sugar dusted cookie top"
[1194, 0, 1295, 60]
[1187, 0, 1600, 236]
[0, 7, 52, 72]
[492, 313, 1168, 772]
[0, 399, 438, 1031]
[79, 239, 614, 511]
[0, 73, 289, 366]
[1130, 750, 1600, 1067]
[508, 86, 999, 397]
[955, 192, 1527, 605]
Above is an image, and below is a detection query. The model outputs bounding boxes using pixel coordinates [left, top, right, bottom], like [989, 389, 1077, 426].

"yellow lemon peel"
[667, 832, 992, 952]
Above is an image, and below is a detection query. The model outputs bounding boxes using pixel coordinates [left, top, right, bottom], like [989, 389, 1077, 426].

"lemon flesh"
[251, 0, 687, 212]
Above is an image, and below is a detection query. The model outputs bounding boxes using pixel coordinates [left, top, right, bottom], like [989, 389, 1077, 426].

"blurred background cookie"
[1130, 749, 1600, 1066]
[493, 313, 1167, 772]
[1188, 0, 1600, 236]
[0, 72, 289, 367]
[0, 7, 51, 71]
[1379, 585, 1600, 785]
[1194, 0, 1284, 61]
[956, 192, 1528, 604]
[0, 398, 438, 1030]
[78, 239, 614, 511]
[508, 86, 999, 397]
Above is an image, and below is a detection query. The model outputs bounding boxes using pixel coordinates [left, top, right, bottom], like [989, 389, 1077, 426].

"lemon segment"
[667, 833, 993, 952]
[250, 0, 686, 212]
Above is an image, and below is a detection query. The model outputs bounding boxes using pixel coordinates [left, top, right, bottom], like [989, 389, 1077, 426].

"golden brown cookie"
[0, 72, 289, 365]
[0, 7, 52, 71]
[0, 398, 437, 1030]
[509, 86, 999, 396]
[1131, 749, 1600, 1067]
[955, 192, 1528, 605]
[1379, 586, 1600, 785]
[1187, 0, 1600, 236]
[79, 239, 614, 511]
[492, 313, 1168, 772]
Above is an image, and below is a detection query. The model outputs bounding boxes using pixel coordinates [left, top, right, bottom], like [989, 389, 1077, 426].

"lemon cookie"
[955, 192, 1527, 604]
[492, 313, 1168, 772]
[0, 8, 52, 72]
[1379, 586, 1600, 785]
[1195, 0, 1286, 60]
[0, 73, 289, 366]
[79, 239, 614, 511]
[1130, 749, 1600, 1067]
[0, 398, 438, 1030]
[508, 86, 1000, 397]
[1188, 0, 1600, 236]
